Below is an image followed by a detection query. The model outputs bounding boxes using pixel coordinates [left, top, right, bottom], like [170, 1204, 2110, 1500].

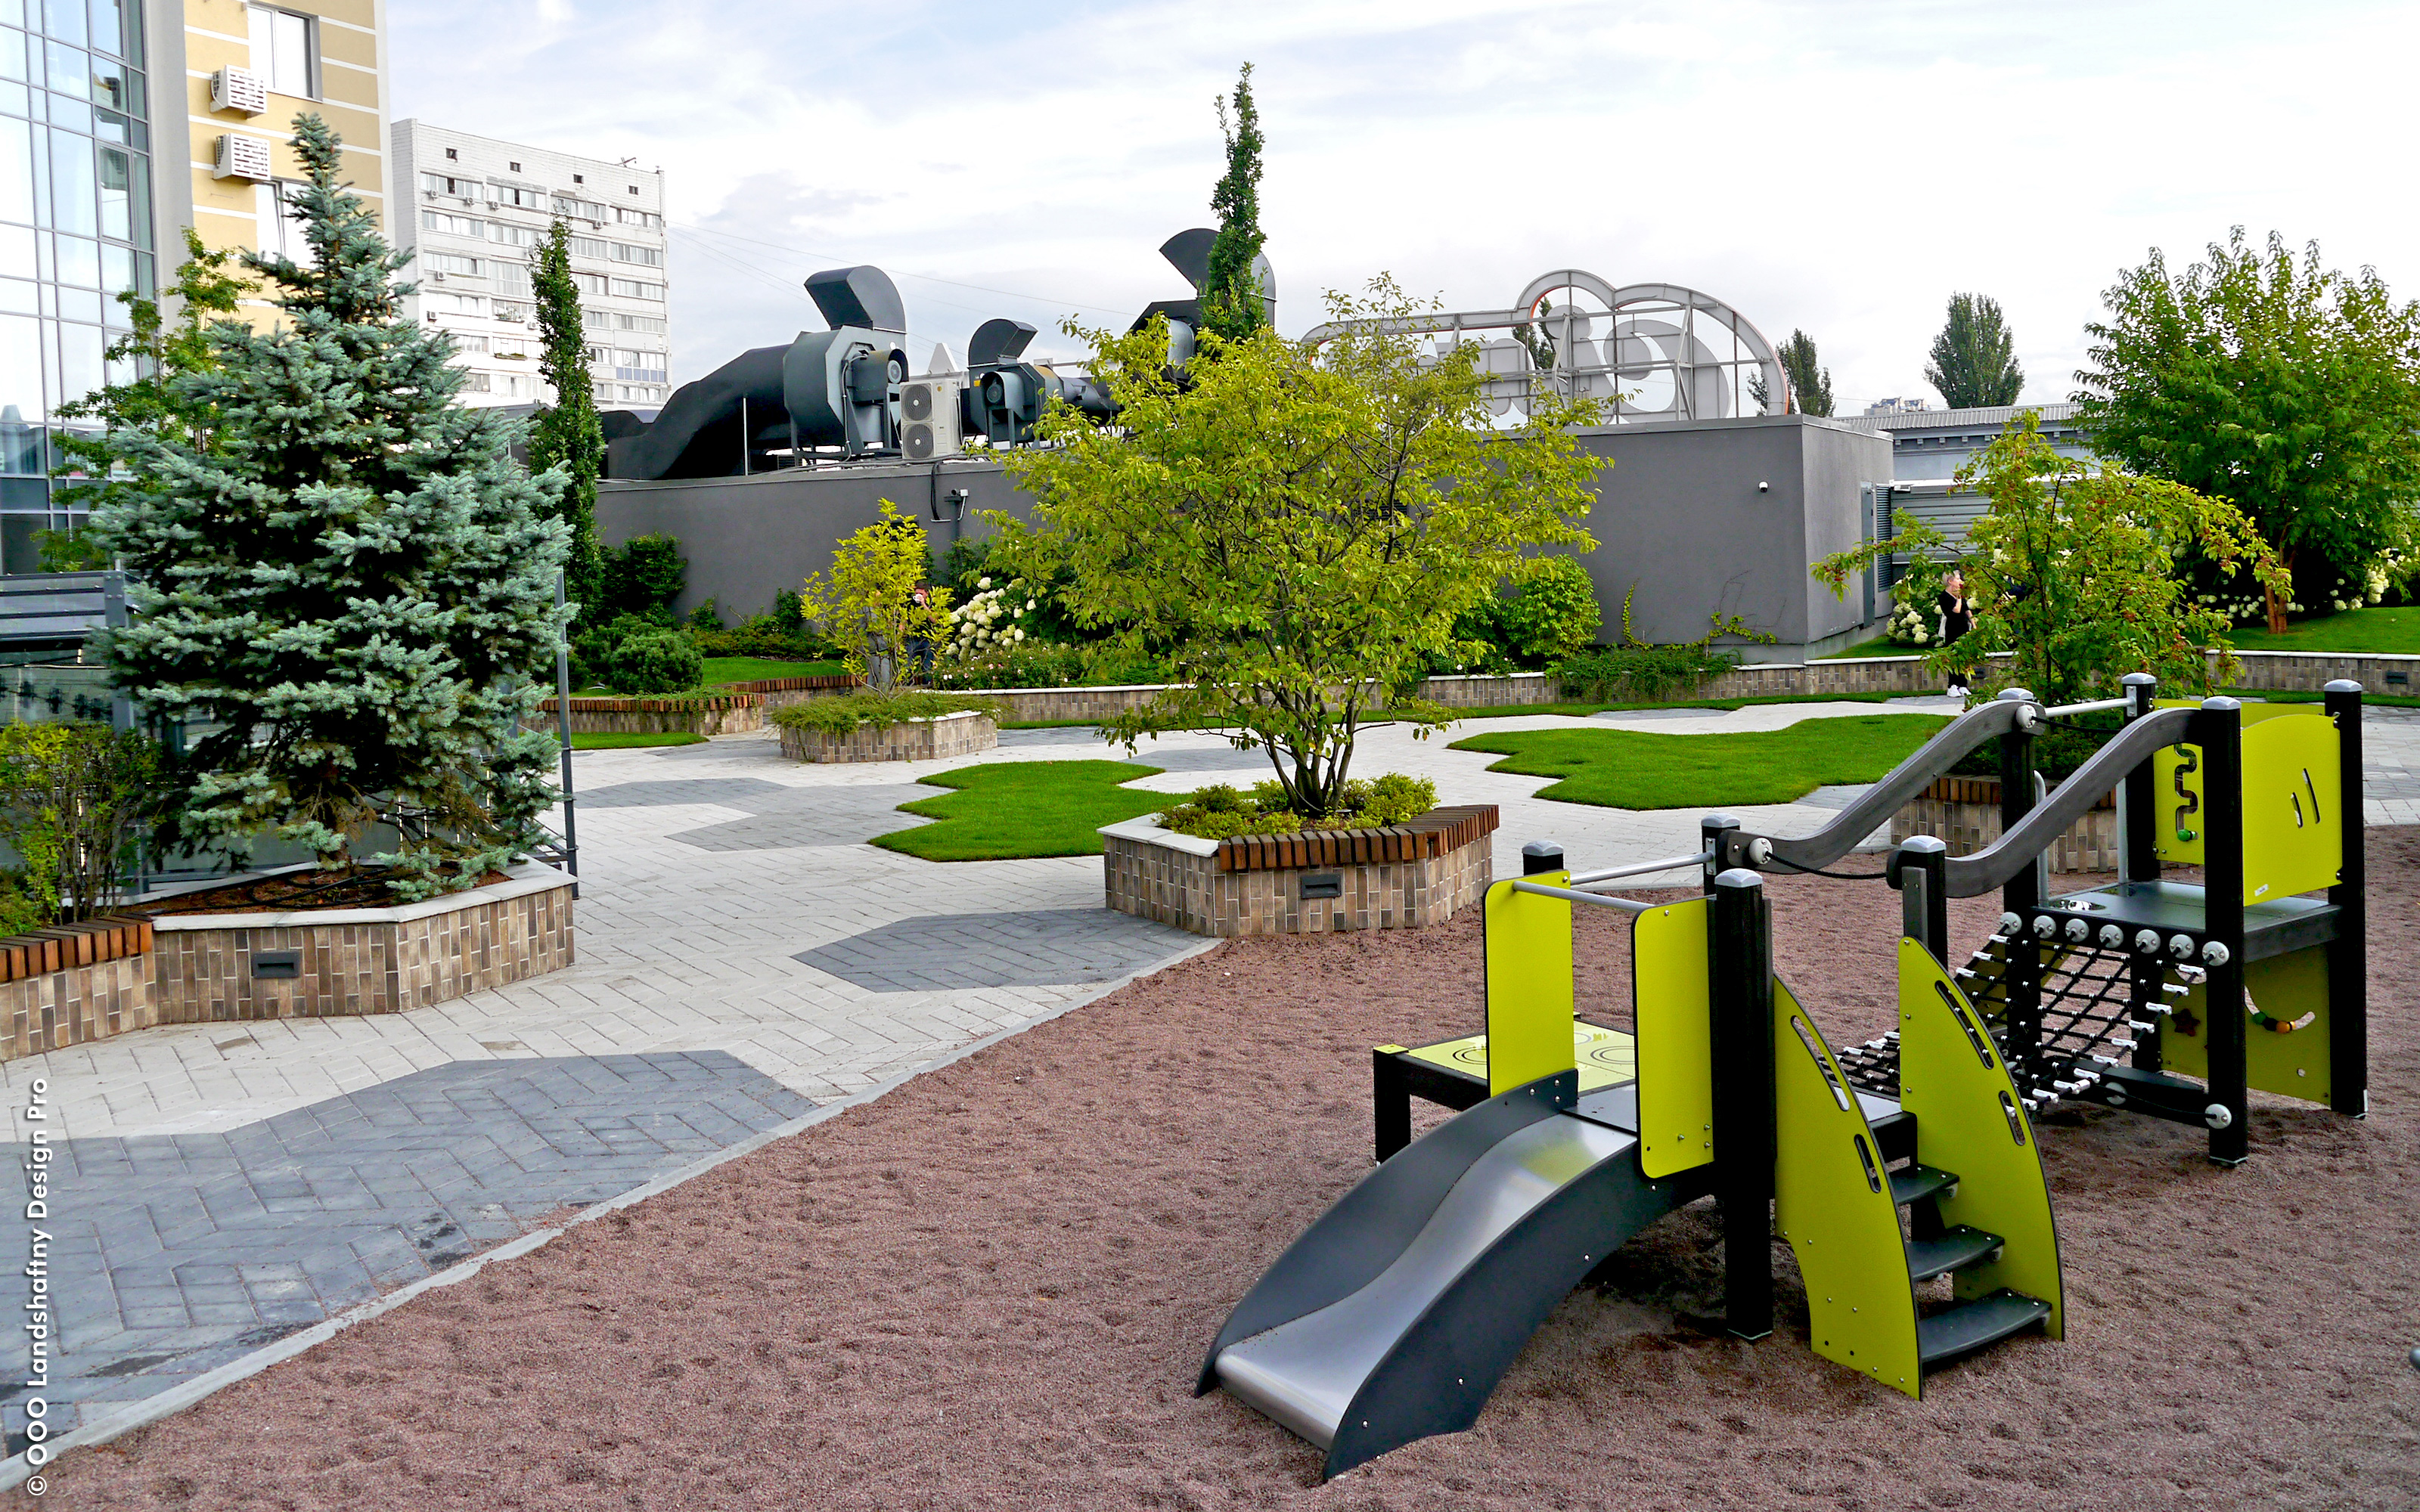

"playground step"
[1905, 1225, 2003, 1282]
[1888, 1163, 1958, 1207]
[1916, 1289, 2054, 1370]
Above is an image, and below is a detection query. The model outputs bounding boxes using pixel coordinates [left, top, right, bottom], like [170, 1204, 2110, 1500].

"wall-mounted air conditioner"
[210, 66, 267, 116]
[212, 134, 272, 183]
[901, 377, 963, 460]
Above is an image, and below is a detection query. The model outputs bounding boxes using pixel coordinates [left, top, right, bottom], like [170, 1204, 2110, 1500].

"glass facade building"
[0, 0, 154, 574]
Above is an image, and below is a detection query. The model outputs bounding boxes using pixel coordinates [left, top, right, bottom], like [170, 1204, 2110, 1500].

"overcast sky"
[391, 0, 2418, 413]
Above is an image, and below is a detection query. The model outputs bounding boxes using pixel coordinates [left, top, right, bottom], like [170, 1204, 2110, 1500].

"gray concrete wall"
[596, 414, 1894, 650]
[1566, 415, 1891, 652]
[596, 458, 1029, 621]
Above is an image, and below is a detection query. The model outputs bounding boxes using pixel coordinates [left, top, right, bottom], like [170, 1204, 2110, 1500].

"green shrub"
[603, 533, 685, 622]
[1156, 770, 1438, 838]
[1497, 558, 1601, 663]
[1553, 643, 1744, 702]
[771, 690, 1003, 737]
[0, 721, 163, 923]
[607, 629, 703, 695]
[687, 598, 724, 631]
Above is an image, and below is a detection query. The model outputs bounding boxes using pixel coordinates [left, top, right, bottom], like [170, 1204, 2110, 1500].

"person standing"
[1938, 569, 1976, 696]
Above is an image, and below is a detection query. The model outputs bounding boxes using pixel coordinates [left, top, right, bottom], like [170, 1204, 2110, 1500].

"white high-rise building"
[389, 121, 669, 409]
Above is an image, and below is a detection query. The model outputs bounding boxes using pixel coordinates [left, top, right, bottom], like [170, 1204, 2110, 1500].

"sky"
[389, 0, 2420, 413]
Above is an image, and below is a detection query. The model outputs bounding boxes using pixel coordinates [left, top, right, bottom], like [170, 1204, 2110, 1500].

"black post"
[1711, 868, 1775, 1342]
[1891, 835, 1950, 962]
[2121, 671, 2160, 884]
[553, 569, 580, 898]
[1996, 688, 2043, 1070]
[2324, 679, 2367, 1117]
[2199, 697, 2249, 1165]
[1701, 813, 1741, 893]
[1522, 841, 1565, 877]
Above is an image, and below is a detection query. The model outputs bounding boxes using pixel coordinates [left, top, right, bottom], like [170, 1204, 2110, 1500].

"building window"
[607, 242, 661, 268]
[247, 6, 316, 98]
[256, 178, 311, 264]
[613, 312, 667, 334]
[490, 183, 544, 211]
[613, 207, 661, 229]
[572, 173, 584, 184]
[507, 161, 520, 173]
[448, 333, 490, 355]
[571, 271, 607, 297]
[487, 222, 541, 249]
[421, 251, 480, 276]
[421, 209, 484, 237]
[569, 235, 608, 261]
[607, 277, 662, 301]
[420, 172, 479, 199]
[554, 198, 608, 225]
[425, 291, 486, 316]
[580, 307, 610, 330]
[459, 370, 491, 392]
[444, 147, 458, 160]
[493, 299, 534, 323]
[491, 264, 532, 299]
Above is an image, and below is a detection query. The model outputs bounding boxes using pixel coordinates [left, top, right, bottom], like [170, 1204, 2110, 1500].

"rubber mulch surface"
[40, 837, 2420, 1510]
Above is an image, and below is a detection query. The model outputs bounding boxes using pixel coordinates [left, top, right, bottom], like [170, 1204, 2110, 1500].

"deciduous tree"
[1778, 329, 1832, 417]
[2074, 228, 2420, 632]
[1201, 63, 1268, 344]
[999, 278, 1603, 817]
[1925, 292, 2023, 408]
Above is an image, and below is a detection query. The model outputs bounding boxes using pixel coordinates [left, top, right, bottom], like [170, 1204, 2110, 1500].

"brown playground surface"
[39, 835, 2420, 1510]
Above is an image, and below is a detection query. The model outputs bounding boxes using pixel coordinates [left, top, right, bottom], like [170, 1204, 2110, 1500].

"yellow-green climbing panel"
[1772, 978, 1921, 1397]
[1483, 873, 1575, 1095]
[2155, 705, 2341, 903]
[2155, 945, 2333, 1104]
[1898, 938, 2065, 1340]
[1633, 897, 1711, 1179]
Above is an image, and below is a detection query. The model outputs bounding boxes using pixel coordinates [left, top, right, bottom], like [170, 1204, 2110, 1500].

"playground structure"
[1200, 677, 2369, 1479]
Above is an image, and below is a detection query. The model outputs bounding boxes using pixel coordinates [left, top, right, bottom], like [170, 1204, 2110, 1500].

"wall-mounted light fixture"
[1757, 481, 1770, 494]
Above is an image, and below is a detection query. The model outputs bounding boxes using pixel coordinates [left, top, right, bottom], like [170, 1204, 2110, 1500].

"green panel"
[1400, 1023, 1637, 1092]
[1772, 979, 1922, 1397]
[1484, 873, 1575, 1095]
[1633, 897, 1711, 1179]
[2240, 713, 2342, 904]
[2152, 739, 2207, 866]
[2155, 946, 2332, 1105]
[1897, 939, 2065, 1340]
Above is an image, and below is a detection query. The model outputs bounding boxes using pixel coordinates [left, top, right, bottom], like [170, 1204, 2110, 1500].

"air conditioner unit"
[901, 377, 963, 461]
[212, 133, 272, 183]
[210, 66, 267, 116]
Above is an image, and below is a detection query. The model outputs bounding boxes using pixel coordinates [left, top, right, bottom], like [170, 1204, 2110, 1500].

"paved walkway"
[8, 697, 2416, 1442]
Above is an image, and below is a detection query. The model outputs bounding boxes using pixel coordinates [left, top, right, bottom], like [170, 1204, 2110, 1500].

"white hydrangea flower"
[978, 577, 992, 589]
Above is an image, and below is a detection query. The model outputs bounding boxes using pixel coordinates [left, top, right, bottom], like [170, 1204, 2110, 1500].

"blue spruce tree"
[88, 113, 572, 895]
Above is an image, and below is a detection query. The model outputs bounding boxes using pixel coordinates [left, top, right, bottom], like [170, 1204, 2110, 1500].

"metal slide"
[1197, 1077, 1699, 1481]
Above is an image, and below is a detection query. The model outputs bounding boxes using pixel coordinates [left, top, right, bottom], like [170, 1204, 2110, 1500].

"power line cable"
[668, 219, 1137, 322]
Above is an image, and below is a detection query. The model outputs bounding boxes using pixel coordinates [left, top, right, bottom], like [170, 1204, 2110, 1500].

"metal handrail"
[1568, 850, 1712, 886]
[1761, 698, 2034, 874]
[2042, 697, 2130, 717]
[1509, 879, 1652, 915]
[1940, 707, 2195, 897]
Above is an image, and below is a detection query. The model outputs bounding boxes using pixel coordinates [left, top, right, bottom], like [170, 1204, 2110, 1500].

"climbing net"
[1832, 928, 2202, 1113]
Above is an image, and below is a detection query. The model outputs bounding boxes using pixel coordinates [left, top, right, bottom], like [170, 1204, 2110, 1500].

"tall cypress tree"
[1925, 293, 2024, 407]
[1778, 329, 1833, 416]
[1201, 62, 1267, 343]
[529, 220, 605, 622]
[85, 113, 571, 895]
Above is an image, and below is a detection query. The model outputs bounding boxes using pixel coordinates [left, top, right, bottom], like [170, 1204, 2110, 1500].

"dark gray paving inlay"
[667, 785, 932, 851]
[1122, 745, 1288, 775]
[794, 907, 1196, 991]
[6, 1052, 809, 1439]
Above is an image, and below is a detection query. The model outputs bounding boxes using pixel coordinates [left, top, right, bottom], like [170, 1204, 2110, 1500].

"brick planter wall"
[1100, 805, 1498, 937]
[146, 866, 575, 1026]
[777, 711, 998, 763]
[0, 916, 157, 1062]
[1888, 775, 2120, 874]
[532, 692, 765, 736]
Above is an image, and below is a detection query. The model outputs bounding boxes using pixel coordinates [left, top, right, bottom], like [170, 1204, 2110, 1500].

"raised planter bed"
[1888, 774, 2118, 873]
[535, 692, 765, 736]
[0, 915, 157, 1062]
[777, 710, 998, 764]
[1100, 804, 1498, 937]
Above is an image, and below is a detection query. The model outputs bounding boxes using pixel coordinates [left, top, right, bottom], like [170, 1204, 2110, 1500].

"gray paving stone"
[666, 784, 934, 851]
[793, 906, 1200, 991]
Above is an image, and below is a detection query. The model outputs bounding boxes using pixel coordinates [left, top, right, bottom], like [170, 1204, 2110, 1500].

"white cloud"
[393, 0, 2420, 410]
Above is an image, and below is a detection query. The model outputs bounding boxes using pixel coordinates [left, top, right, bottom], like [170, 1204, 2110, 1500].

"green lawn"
[1817, 635, 1917, 661]
[572, 657, 849, 698]
[1448, 713, 1950, 810]
[2225, 606, 2420, 654]
[569, 730, 706, 750]
[871, 761, 1171, 861]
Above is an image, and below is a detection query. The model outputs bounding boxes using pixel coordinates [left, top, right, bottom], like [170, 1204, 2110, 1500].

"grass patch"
[1817, 636, 1918, 661]
[2225, 606, 2420, 655]
[872, 761, 1170, 861]
[1449, 713, 1949, 810]
[568, 730, 706, 750]
[703, 656, 848, 685]
[999, 692, 1910, 733]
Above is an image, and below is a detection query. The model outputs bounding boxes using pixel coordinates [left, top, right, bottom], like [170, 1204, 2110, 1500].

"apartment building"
[391, 119, 668, 409]
[0, 0, 387, 572]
